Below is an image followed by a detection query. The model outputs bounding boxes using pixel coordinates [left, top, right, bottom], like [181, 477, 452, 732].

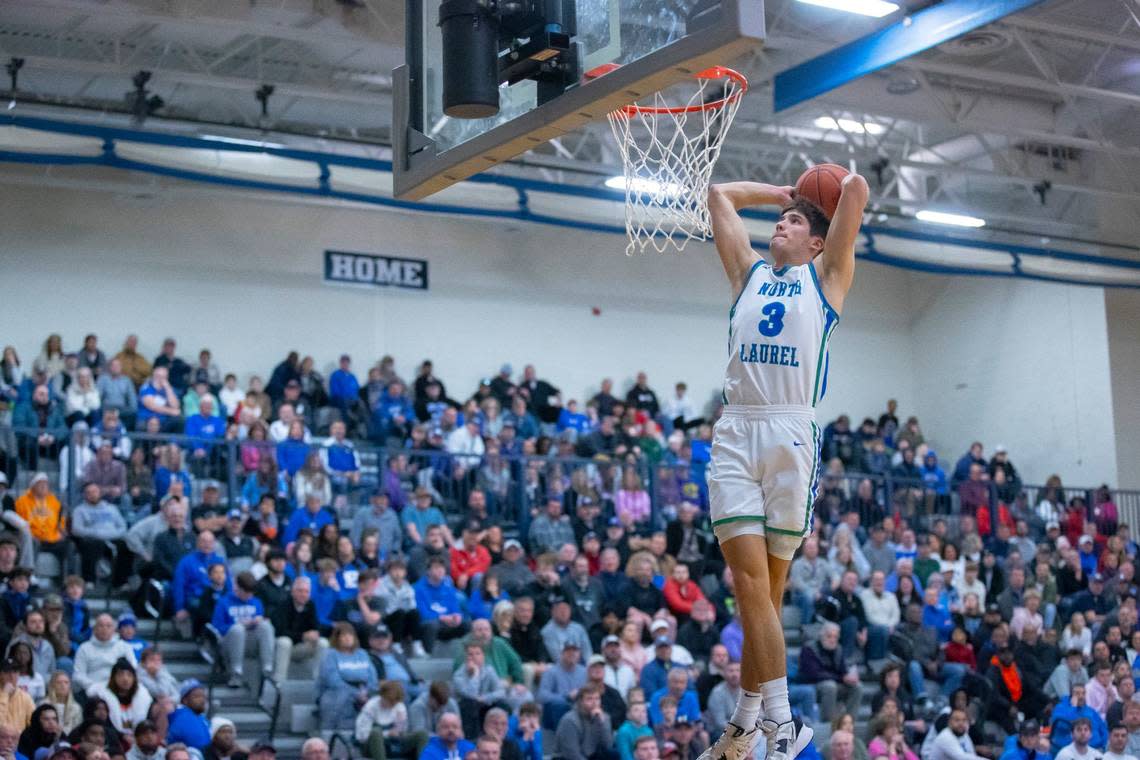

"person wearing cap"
[1078, 534, 1101, 575]
[0, 654, 33, 733]
[328, 355, 360, 412]
[541, 600, 591, 664]
[351, 491, 401, 557]
[497, 540, 535, 597]
[166, 680, 210, 750]
[218, 509, 255, 575]
[537, 641, 587, 731]
[404, 489, 451, 547]
[1072, 572, 1117, 624]
[668, 715, 707, 760]
[638, 632, 681, 697]
[202, 716, 245, 760]
[552, 682, 614, 760]
[451, 522, 491, 592]
[70, 482, 130, 588]
[112, 615, 145, 662]
[997, 719, 1048, 760]
[190, 483, 227, 535]
[414, 556, 468, 654]
[584, 655, 625, 728]
[596, 636, 632, 702]
[12, 473, 64, 569]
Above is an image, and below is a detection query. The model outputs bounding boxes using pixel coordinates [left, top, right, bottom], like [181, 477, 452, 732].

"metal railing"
[1, 422, 1137, 542]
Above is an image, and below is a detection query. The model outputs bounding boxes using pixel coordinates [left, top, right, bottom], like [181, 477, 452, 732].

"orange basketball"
[795, 163, 849, 220]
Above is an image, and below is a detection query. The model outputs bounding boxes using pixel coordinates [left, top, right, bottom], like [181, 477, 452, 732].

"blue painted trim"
[774, 0, 1048, 112]
[808, 262, 839, 318]
[0, 114, 1138, 289]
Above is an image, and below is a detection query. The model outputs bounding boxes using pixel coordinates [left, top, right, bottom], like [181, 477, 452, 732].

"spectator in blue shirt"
[283, 493, 336, 547]
[414, 556, 469, 654]
[371, 381, 415, 444]
[166, 679, 211, 751]
[328, 354, 360, 411]
[648, 668, 699, 726]
[313, 559, 343, 632]
[639, 637, 682, 697]
[183, 396, 225, 473]
[421, 712, 475, 760]
[556, 401, 592, 437]
[172, 531, 228, 632]
[318, 622, 378, 732]
[921, 451, 949, 495]
[154, 445, 192, 501]
[922, 586, 954, 643]
[320, 421, 361, 494]
[508, 703, 544, 760]
[136, 367, 182, 432]
[211, 571, 275, 686]
[276, 420, 310, 477]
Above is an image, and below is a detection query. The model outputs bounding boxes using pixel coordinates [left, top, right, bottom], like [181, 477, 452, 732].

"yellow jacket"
[13, 490, 65, 543]
[114, 349, 152, 388]
[0, 686, 34, 731]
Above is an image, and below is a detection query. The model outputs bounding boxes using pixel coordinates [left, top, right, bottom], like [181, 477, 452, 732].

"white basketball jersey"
[722, 260, 839, 408]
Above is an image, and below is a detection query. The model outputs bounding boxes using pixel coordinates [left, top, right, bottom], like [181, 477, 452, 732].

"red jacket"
[450, 544, 491, 584]
[943, 641, 977, 670]
[663, 578, 705, 616]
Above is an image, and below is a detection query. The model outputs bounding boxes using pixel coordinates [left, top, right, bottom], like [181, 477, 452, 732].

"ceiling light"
[916, 209, 986, 228]
[795, 0, 900, 18]
[605, 175, 683, 197]
[813, 116, 885, 135]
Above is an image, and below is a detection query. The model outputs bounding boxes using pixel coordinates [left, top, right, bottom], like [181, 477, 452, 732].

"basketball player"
[699, 171, 869, 760]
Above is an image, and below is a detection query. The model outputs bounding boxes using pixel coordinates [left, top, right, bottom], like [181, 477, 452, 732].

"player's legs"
[722, 534, 787, 691]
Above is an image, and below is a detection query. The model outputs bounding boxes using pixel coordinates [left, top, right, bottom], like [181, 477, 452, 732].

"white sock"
[730, 689, 764, 729]
[761, 677, 792, 724]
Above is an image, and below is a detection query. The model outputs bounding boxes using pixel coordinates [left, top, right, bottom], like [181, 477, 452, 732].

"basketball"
[795, 163, 849, 220]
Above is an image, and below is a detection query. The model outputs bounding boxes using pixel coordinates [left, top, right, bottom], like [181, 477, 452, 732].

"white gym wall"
[0, 181, 1125, 486]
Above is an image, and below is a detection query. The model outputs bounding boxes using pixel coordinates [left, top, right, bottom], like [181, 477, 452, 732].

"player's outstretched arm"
[817, 173, 869, 314]
[708, 182, 793, 297]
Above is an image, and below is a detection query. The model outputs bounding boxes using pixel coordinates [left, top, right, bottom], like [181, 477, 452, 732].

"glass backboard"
[393, 0, 764, 199]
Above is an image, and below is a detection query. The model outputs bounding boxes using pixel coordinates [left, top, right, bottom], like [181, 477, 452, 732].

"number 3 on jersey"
[758, 302, 786, 337]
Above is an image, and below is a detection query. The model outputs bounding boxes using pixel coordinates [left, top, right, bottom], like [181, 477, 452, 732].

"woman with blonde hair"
[294, 450, 332, 507]
[36, 334, 65, 379]
[65, 368, 101, 427]
[318, 622, 378, 732]
[42, 671, 82, 734]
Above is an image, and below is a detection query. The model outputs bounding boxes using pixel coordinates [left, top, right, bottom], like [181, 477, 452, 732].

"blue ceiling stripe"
[774, 0, 1048, 112]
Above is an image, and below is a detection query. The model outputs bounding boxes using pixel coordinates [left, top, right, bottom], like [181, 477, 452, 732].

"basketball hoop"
[598, 65, 747, 255]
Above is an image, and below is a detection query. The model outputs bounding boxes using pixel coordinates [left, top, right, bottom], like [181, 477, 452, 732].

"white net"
[606, 67, 746, 255]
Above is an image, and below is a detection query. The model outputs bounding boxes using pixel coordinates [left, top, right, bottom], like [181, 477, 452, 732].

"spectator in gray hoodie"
[452, 642, 507, 739]
[70, 483, 131, 587]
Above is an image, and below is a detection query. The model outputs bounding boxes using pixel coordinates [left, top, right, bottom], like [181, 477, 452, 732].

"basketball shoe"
[762, 717, 814, 760]
[698, 721, 766, 760]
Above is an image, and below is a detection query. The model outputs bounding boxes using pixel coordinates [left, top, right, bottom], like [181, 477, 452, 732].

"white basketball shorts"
[707, 404, 821, 557]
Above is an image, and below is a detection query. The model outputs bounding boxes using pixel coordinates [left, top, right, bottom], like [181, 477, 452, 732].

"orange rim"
[602, 66, 748, 118]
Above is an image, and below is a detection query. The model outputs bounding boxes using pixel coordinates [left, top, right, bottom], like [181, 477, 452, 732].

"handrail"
[257, 674, 283, 743]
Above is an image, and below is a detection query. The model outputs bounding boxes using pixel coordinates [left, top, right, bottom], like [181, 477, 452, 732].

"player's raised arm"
[817, 173, 870, 314]
[708, 182, 794, 297]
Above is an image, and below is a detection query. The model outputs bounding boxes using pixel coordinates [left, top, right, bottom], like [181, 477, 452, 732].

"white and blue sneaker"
[762, 717, 814, 760]
[698, 721, 766, 760]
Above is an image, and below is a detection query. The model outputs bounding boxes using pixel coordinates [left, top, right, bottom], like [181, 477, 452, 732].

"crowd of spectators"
[0, 332, 1129, 760]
